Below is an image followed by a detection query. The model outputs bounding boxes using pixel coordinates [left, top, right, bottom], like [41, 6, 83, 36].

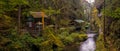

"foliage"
[96, 0, 120, 50]
[96, 34, 107, 51]
[2, 0, 120, 51]
[39, 28, 64, 51]
[0, 28, 44, 51]
[58, 28, 87, 45]
[104, 8, 120, 18]
[0, 15, 14, 34]
[43, 7, 61, 16]
[0, 26, 88, 51]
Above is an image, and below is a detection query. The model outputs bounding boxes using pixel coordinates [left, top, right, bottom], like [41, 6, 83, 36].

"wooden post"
[41, 12, 45, 30]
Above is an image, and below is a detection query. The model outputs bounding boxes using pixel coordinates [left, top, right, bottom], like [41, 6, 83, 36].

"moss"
[96, 34, 107, 51]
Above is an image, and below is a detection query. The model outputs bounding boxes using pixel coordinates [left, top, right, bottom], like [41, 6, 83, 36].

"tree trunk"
[18, 5, 21, 34]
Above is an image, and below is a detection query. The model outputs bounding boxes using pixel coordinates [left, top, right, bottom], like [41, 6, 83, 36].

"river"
[79, 33, 96, 51]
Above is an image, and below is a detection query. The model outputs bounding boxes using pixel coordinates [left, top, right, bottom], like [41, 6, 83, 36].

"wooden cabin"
[26, 12, 48, 37]
[30, 12, 47, 29]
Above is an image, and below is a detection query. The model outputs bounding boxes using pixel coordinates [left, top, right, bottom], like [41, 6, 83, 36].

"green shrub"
[58, 32, 87, 45]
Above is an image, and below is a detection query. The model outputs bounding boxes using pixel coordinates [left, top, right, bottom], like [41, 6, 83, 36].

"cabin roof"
[30, 12, 48, 18]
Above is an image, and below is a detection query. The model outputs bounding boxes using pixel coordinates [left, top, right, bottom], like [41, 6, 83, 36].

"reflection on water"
[80, 34, 96, 51]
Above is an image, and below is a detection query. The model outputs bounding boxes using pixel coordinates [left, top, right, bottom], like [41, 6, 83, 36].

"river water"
[79, 33, 96, 51]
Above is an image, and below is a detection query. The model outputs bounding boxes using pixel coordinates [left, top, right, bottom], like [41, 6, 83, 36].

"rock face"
[94, 0, 104, 14]
[95, 0, 104, 9]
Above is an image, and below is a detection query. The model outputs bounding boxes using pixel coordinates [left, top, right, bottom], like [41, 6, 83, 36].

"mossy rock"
[74, 33, 87, 42]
